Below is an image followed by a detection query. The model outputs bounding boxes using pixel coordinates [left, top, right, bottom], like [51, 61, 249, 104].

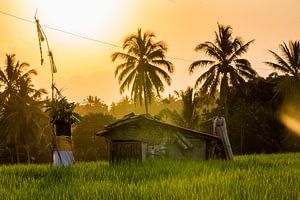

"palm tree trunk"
[224, 97, 229, 119]
[14, 142, 20, 163]
[143, 75, 149, 114]
[25, 136, 31, 164]
[14, 133, 20, 163]
[144, 92, 149, 114]
[25, 145, 31, 164]
[240, 126, 244, 154]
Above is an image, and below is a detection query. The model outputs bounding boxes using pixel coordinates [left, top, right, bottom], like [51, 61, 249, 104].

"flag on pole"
[35, 15, 57, 73]
[35, 18, 44, 65]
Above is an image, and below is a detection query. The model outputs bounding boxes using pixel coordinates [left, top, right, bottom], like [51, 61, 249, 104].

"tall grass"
[0, 153, 299, 199]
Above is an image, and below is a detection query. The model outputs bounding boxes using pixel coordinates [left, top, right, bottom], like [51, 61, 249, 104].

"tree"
[265, 40, 300, 98]
[265, 41, 300, 77]
[158, 87, 203, 130]
[226, 78, 284, 154]
[111, 28, 174, 113]
[75, 95, 109, 116]
[72, 113, 116, 161]
[0, 54, 47, 163]
[0, 54, 37, 103]
[189, 24, 257, 116]
[265, 41, 300, 141]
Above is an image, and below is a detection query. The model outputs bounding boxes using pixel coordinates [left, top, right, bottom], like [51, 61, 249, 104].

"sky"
[0, 0, 299, 105]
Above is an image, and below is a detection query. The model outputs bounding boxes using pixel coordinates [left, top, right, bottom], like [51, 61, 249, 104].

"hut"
[96, 113, 223, 162]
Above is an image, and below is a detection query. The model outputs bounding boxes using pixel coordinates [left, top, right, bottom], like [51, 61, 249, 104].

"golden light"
[280, 102, 300, 136]
[32, 0, 124, 37]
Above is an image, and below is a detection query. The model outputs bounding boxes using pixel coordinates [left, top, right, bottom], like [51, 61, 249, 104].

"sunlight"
[280, 103, 300, 136]
[32, 0, 123, 37]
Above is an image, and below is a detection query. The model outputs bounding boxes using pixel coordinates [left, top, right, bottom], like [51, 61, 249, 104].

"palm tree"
[189, 24, 257, 116]
[265, 41, 300, 143]
[111, 28, 174, 113]
[0, 54, 37, 103]
[265, 40, 300, 98]
[0, 54, 46, 163]
[265, 41, 300, 76]
[83, 95, 102, 106]
[158, 87, 201, 130]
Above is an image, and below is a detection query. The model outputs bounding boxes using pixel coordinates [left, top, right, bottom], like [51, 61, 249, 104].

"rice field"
[0, 153, 299, 200]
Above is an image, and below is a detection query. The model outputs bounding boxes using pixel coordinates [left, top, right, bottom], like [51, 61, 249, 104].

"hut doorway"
[111, 140, 143, 162]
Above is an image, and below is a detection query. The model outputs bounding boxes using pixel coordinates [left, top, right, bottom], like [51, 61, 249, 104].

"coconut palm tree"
[265, 40, 300, 98]
[189, 24, 257, 116]
[158, 87, 202, 130]
[111, 28, 174, 113]
[0, 54, 47, 163]
[0, 54, 37, 103]
[265, 41, 300, 76]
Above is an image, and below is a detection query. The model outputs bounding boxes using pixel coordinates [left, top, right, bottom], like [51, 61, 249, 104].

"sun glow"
[280, 103, 300, 136]
[32, 0, 124, 37]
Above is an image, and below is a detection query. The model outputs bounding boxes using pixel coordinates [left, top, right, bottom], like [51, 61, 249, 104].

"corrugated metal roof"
[96, 113, 219, 140]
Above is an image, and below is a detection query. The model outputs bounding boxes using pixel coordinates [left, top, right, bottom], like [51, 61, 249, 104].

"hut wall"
[184, 139, 206, 160]
[105, 119, 211, 161]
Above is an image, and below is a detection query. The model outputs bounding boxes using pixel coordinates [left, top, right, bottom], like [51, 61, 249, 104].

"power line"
[0, 9, 276, 70]
[0, 10, 199, 62]
[41, 24, 122, 48]
[0, 10, 33, 23]
[0, 10, 121, 48]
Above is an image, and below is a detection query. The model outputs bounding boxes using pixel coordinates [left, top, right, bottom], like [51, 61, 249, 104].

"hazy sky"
[0, 0, 299, 104]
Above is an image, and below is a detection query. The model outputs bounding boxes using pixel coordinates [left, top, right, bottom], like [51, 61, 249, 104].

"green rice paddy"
[0, 153, 299, 199]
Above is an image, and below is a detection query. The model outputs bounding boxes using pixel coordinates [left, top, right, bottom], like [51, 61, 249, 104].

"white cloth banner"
[53, 151, 73, 167]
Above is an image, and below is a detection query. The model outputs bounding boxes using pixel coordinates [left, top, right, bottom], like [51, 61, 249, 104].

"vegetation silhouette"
[75, 95, 109, 116]
[158, 87, 206, 130]
[0, 54, 47, 163]
[1, 26, 300, 164]
[111, 28, 174, 113]
[189, 24, 257, 116]
[265, 41, 300, 139]
[265, 40, 300, 99]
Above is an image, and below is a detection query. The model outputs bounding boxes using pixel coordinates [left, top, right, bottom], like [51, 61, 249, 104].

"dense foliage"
[72, 113, 116, 161]
[0, 54, 48, 163]
[45, 97, 80, 124]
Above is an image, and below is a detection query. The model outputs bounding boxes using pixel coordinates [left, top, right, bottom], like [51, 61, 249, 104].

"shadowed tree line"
[0, 24, 299, 164]
[111, 26, 300, 154]
[0, 54, 49, 163]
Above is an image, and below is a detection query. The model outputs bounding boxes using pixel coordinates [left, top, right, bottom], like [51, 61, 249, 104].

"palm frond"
[115, 62, 135, 77]
[147, 49, 164, 60]
[151, 60, 174, 73]
[195, 42, 223, 60]
[119, 69, 137, 94]
[194, 64, 218, 89]
[111, 52, 137, 62]
[229, 39, 255, 62]
[227, 65, 245, 87]
[189, 60, 215, 74]
[267, 50, 291, 73]
[200, 73, 216, 95]
[235, 59, 257, 77]
[117, 64, 136, 83]
[148, 64, 171, 86]
[264, 61, 289, 74]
